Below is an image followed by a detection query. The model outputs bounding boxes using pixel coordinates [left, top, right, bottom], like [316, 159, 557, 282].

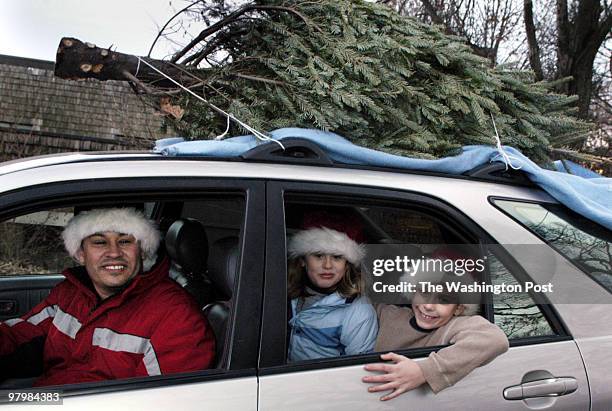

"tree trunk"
[523, 0, 544, 81]
[568, 46, 599, 118]
[554, 0, 611, 119]
[54, 37, 197, 89]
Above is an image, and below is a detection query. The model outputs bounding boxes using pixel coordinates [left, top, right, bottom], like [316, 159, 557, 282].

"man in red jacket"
[0, 208, 215, 386]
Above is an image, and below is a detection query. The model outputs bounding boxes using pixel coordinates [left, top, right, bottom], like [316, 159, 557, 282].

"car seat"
[203, 236, 239, 367]
[165, 218, 213, 307]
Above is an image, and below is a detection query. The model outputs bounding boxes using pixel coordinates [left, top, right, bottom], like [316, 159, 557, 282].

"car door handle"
[504, 377, 578, 400]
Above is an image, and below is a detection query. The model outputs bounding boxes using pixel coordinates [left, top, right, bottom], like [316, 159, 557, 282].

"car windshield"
[494, 199, 612, 292]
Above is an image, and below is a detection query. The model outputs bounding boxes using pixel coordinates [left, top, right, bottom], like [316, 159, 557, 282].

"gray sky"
[0, 0, 181, 62]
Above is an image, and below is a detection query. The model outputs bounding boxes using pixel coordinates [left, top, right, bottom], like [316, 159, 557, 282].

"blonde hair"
[287, 256, 363, 300]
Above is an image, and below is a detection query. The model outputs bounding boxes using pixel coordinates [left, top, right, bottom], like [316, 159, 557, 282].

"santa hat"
[287, 211, 366, 266]
[62, 208, 161, 272]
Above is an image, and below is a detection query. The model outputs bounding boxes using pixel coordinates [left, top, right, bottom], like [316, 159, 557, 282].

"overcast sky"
[0, 0, 183, 62]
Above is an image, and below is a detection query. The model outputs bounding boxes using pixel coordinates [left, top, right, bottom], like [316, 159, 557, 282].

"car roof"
[0, 150, 557, 211]
[0, 147, 536, 190]
[0, 151, 158, 176]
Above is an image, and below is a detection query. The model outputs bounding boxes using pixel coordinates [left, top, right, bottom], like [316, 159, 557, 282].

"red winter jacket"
[0, 258, 215, 386]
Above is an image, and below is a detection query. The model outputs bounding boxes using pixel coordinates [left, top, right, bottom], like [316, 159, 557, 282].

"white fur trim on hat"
[288, 227, 365, 265]
[62, 208, 161, 272]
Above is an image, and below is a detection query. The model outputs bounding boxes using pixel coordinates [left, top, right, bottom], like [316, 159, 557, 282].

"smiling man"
[0, 208, 215, 386]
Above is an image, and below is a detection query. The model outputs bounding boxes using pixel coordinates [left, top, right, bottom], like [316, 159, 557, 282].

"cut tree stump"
[54, 37, 196, 89]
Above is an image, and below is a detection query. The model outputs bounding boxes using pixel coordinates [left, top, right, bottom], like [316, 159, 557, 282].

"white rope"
[215, 112, 231, 140]
[490, 113, 522, 171]
[136, 57, 285, 149]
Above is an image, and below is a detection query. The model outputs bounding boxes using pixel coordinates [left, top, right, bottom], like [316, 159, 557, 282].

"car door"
[0, 277, 63, 322]
[258, 181, 590, 410]
[0, 170, 265, 410]
[490, 198, 612, 411]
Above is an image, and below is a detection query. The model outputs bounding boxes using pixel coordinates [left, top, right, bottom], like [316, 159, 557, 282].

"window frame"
[259, 180, 570, 375]
[490, 196, 612, 296]
[483, 244, 570, 345]
[0, 176, 266, 396]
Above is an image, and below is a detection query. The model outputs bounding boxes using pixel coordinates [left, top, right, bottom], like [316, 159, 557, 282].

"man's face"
[77, 231, 142, 300]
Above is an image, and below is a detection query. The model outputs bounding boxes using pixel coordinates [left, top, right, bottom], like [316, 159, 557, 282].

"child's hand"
[362, 352, 426, 401]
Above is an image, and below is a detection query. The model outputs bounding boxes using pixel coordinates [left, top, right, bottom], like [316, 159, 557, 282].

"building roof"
[0, 54, 173, 161]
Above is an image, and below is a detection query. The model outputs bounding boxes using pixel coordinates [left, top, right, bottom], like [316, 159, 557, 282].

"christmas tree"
[55, 0, 592, 163]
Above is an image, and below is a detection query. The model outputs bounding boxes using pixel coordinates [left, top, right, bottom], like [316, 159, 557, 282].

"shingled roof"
[0, 54, 174, 161]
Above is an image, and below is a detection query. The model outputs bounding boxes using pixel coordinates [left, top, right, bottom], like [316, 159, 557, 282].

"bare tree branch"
[231, 73, 286, 85]
[122, 71, 154, 94]
[170, 4, 318, 64]
[182, 26, 251, 66]
[596, 8, 612, 45]
[147, 0, 201, 58]
[420, 0, 445, 25]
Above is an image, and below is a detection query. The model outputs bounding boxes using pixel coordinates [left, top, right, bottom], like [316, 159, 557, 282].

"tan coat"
[375, 304, 509, 393]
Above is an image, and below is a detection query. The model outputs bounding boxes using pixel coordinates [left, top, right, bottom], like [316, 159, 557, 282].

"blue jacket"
[288, 292, 378, 362]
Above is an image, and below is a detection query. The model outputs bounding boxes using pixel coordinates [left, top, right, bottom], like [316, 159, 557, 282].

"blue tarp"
[155, 128, 612, 230]
[554, 159, 602, 179]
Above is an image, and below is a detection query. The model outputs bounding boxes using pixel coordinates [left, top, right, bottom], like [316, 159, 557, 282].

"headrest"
[207, 236, 239, 300]
[165, 218, 209, 275]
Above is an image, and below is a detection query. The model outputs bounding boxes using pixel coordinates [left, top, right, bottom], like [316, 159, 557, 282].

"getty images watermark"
[359, 244, 582, 305]
[370, 254, 553, 294]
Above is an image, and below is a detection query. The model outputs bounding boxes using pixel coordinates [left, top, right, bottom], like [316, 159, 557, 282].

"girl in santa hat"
[286, 211, 378, 362]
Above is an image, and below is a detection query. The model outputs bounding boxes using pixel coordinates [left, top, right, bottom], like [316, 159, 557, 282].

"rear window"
[493, 199, 612, 292]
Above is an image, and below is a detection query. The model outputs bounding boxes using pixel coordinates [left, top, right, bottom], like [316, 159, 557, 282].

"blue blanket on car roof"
[155, 127, 612, 230]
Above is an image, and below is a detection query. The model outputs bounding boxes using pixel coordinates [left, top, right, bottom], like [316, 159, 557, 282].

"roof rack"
[241, 137, 333, 166]
[464, 162, 533, 186]
[240, 137, 534, 186]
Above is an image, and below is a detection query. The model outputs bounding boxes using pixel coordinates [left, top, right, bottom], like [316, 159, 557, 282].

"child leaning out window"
[363, 260, 509, 400]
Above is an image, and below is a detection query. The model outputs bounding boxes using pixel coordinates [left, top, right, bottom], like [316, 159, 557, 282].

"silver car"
[0, 143, 609, 410]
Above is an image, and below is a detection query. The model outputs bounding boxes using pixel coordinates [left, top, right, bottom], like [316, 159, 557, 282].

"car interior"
[0, 193, 560, 388]
[0, 196, 245, 387]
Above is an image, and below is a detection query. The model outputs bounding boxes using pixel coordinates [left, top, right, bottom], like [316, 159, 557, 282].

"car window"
[493, 199, 612, 292]
[284, 197, 490, 364]
[280, 192, 569, 367]
[487, 252, 556, 339]
[0, 195, 246, 388]
[0, 209, 75, 275]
